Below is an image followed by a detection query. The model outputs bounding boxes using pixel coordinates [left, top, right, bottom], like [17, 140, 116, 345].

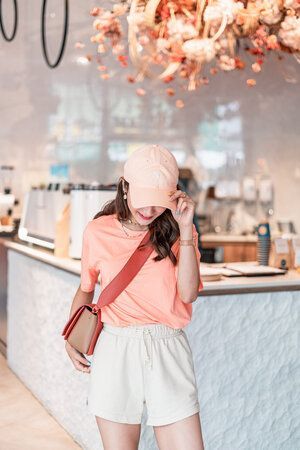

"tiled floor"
[0, 352, 81, 449]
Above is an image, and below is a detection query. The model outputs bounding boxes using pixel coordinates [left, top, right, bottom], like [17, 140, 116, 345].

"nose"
[141, 207, 155, 216]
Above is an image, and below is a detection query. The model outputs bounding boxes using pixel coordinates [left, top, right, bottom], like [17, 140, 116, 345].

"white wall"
[0, 1, 299, 230]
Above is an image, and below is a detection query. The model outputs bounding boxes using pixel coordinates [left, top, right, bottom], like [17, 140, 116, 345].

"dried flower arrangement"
[77, 1, 300, 103]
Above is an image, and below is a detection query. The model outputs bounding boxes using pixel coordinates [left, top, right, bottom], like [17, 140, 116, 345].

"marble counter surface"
[1, 237, 300, 295]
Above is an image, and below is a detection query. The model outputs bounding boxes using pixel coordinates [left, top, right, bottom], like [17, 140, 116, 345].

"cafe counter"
[1, 237, 299, 450]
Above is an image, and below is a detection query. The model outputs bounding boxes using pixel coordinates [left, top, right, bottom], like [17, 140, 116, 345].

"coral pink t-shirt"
[80, 213, 203, 328]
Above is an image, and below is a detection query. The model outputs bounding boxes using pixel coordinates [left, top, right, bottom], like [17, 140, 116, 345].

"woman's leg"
[95, 416, 141, 450]
[153, 412, 205, 450]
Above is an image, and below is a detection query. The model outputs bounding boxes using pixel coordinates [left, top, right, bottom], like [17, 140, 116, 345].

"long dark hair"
[93, 177, 180, 265]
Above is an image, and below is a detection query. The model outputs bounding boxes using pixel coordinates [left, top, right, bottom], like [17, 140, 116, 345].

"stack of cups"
[256, 223, 271, 265]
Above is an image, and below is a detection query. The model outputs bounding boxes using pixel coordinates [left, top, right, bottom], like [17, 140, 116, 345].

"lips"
[138, 211, 153, 220]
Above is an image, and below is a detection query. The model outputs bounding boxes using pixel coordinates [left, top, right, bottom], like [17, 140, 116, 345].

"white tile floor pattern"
[0, 353, 81, 450]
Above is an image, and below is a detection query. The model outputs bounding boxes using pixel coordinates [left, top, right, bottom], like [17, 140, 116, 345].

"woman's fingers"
[75, 359, 91, 373]
[73, 354, 91, 372]
[174, 196, 192, 214]
[169, 189, 185, 200]
[177, 196, 186, 212]
[169, 190, 188, 212]
[73, 349, 91, 366]
[66, 343, 91, 372]
[178, 200, 188, 214]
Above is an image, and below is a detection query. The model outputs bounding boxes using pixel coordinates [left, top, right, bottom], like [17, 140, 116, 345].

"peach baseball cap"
[123, 144, 179, 211]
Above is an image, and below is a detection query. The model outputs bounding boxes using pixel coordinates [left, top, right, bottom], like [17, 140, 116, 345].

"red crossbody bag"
[61, 230, 152, 355]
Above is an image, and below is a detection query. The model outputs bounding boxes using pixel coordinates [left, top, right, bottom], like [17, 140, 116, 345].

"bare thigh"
[95, 416, 141, 450]
[153, 412, 205, 450]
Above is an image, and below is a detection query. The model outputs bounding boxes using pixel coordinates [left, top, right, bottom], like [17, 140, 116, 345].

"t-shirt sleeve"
[172, 223, 203, 293]
[80, 223, 100, 292]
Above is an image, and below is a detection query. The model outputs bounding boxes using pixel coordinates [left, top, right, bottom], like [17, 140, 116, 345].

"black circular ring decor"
[0, 0, 18, 42]
[41, 0, 69, 69]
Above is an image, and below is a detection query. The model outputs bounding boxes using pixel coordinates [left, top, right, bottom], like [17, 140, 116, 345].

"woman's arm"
[169, 189, 202, 304]
[176, 224, 201, 304]
[65, 285, 95, 373]
[68, 285, 94, 319]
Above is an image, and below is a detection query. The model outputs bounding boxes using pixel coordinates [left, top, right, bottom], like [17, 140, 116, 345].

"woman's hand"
[169, 190, 195, 228]
[65, 341, 91, 373]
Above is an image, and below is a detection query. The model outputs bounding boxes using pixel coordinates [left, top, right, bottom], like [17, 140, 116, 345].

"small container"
[256, 222, 271, 265]
[269, 236, 292, 270]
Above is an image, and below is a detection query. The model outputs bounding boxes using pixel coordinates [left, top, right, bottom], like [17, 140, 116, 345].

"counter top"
[200, 233, 257, 243]
[201, 267, 300, 295]
[1, 237, 300, 296]
[0, 237, 81, 276]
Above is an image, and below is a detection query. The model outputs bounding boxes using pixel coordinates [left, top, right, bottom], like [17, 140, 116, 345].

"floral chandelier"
[86, 0, 300, 97]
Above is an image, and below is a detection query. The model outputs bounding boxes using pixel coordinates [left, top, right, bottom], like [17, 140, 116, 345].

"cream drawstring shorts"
[86, 322, 200, 426]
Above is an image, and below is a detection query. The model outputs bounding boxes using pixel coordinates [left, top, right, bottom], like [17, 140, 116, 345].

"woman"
[65, 144, 205, 450]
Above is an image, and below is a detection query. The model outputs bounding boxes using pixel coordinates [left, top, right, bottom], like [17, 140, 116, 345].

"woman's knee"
[153, 413, 205, 450]
[95, 416, 141, 450]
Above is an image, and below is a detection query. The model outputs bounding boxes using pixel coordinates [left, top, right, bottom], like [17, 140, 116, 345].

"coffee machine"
[0, 165, 18, 233]
[18, 184, 70, 249]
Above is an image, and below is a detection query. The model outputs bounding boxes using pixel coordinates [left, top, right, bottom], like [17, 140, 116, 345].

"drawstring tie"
[142, 328, 153, 370]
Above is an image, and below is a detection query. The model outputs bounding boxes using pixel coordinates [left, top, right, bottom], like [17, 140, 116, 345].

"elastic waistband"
[102, 322, 183, 339]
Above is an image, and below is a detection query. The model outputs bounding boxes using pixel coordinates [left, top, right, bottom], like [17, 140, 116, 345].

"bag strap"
[96, 230, 153, 309]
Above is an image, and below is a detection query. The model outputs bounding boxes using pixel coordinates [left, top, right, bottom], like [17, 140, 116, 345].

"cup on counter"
[256, 222, 271, 265]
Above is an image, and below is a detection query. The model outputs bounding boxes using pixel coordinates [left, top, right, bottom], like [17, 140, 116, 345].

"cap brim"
[130, 186, 177, 211]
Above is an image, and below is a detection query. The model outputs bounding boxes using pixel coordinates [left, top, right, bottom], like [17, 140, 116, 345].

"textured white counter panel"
[1, 237, 300, 295]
